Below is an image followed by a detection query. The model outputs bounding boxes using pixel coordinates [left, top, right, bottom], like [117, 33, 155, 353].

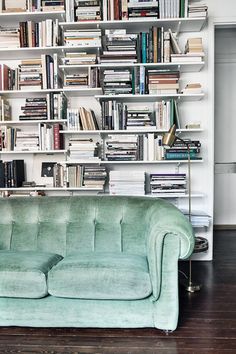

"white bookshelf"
[0, 4, 212, 259]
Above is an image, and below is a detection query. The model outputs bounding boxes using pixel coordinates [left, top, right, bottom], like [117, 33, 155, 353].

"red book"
[53, 124, 63, 150]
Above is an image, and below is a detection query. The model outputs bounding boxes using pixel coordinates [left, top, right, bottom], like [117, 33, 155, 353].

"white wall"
[205, 0, 236, 225]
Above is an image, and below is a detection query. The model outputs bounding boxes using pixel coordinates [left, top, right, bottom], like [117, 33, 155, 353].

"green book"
[180, 0, 185, 18]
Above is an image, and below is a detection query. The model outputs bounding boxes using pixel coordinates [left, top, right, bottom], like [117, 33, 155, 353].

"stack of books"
[101, 69, 132, 95]
[83, 166, 107, 189]
[0, 160, 25, 189]
[64, 29, 101, 47]
[64, 67, 98, 88]
[3, 0, 27, 12]
[18, 55, 58, 90]
[0, 99, 11, 121]
[18, 59, 42, 91]
[19, 94, 67, 121]
[75, 0, 102, 21]
[105, 134, 139, 161]
[67, 107, 99, 130]
[64, 73, 89, 88]
[147, 70, 180, 94]
[150, 173, 187, 195]
[41, 0, 65, 12]
[164, 139, 201, 160]
[188, 2, 208, 18]
[68, 138, 100, 161]
[19, 98, 47, 120]
[128, 1, 159, 20]
[99, 29, 137, 64]
[15, 131, 40, 151]
[0, 26, 20, 48]
[62, 52, 97, 65]
[126, 106, 154, 130]
[39, 123, 64, 150]
[185, 37, 204, 56]
[182, 83, 202, 94]
[19, 20, 60, 47]
[109, 170, 145, 196]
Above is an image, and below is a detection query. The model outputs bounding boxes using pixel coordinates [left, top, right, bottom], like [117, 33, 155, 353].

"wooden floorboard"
[0, 230, 236, 353]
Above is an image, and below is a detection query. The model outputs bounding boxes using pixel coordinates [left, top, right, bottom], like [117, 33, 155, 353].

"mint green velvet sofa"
[0, 196, 194, 331]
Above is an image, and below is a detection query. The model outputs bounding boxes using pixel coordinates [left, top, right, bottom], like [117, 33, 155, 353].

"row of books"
[0, 124, 63, 151]
[65, 0, 204, 22]
[100, 68, 180, 95]
[150, 173, 186, 195]
[0, 55, 61, 91]
[104, 134, 201, 161]
[67, 107, 99, 130]
[0, 0, 65, 13]
[20, 94, 67, 121]
[101, 100, 179, 130]
[0, 159, 25, 188]
[0, 99, 11, 121]
[53, 164, 107, 189]
[104, 133, 165, 161]
[19, 19, 61, 47]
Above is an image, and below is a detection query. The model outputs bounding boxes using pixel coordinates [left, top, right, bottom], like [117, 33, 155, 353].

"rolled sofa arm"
[145, 199, 195, 300]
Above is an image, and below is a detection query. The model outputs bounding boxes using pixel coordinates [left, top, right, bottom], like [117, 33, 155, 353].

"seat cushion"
[0, 250, 63, 299]
[48, 252, 152, 300]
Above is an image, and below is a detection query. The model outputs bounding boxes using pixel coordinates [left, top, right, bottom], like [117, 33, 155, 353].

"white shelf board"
[60, 62, 205, 73]
[0, 187, 102, 191]
[63, 87, 102, 96]
[0, 45, 100, 59]
[63, 160, 203, 165]
[0, 150, 67, 154]
[0, 89, 62, 98]
[59, 17, 207, 32]
[0, 11, 65, 23]
[60, 128, 203, 134]
[0, 88, 101, 98]
[95, 93, 204, 102]
[0, 120, 67, 125]
[147, 193, 204, 198]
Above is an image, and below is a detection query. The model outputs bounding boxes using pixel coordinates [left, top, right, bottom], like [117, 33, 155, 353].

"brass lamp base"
[186, 282, 201, 293]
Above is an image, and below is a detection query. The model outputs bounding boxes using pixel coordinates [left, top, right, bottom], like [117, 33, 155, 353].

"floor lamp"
[162, 124, 201, 293]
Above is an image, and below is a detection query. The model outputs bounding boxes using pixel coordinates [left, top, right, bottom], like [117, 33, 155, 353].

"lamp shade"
[162, 124, 177, 147]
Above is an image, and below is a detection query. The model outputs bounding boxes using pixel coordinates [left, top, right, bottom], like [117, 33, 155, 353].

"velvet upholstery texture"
[48, 252, 152, 300]
[0, 196, 195, 331]
[0, 250, 62, 298]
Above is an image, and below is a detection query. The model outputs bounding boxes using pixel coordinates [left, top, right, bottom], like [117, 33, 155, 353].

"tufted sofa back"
[0, 196, 157, 256]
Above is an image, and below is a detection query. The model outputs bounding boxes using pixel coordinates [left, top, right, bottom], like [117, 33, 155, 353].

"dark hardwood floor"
[0, 230, 236, 354]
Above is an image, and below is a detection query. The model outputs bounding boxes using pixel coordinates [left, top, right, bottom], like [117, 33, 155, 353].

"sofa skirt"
[0, 295, 154, 328]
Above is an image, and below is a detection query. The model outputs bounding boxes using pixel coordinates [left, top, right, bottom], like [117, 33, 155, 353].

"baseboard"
[214, 224, 236, 230]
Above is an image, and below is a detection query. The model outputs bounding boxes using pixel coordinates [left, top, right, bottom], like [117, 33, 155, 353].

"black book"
[12, 160, 25, 187]
[0, 161, 4, 188]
